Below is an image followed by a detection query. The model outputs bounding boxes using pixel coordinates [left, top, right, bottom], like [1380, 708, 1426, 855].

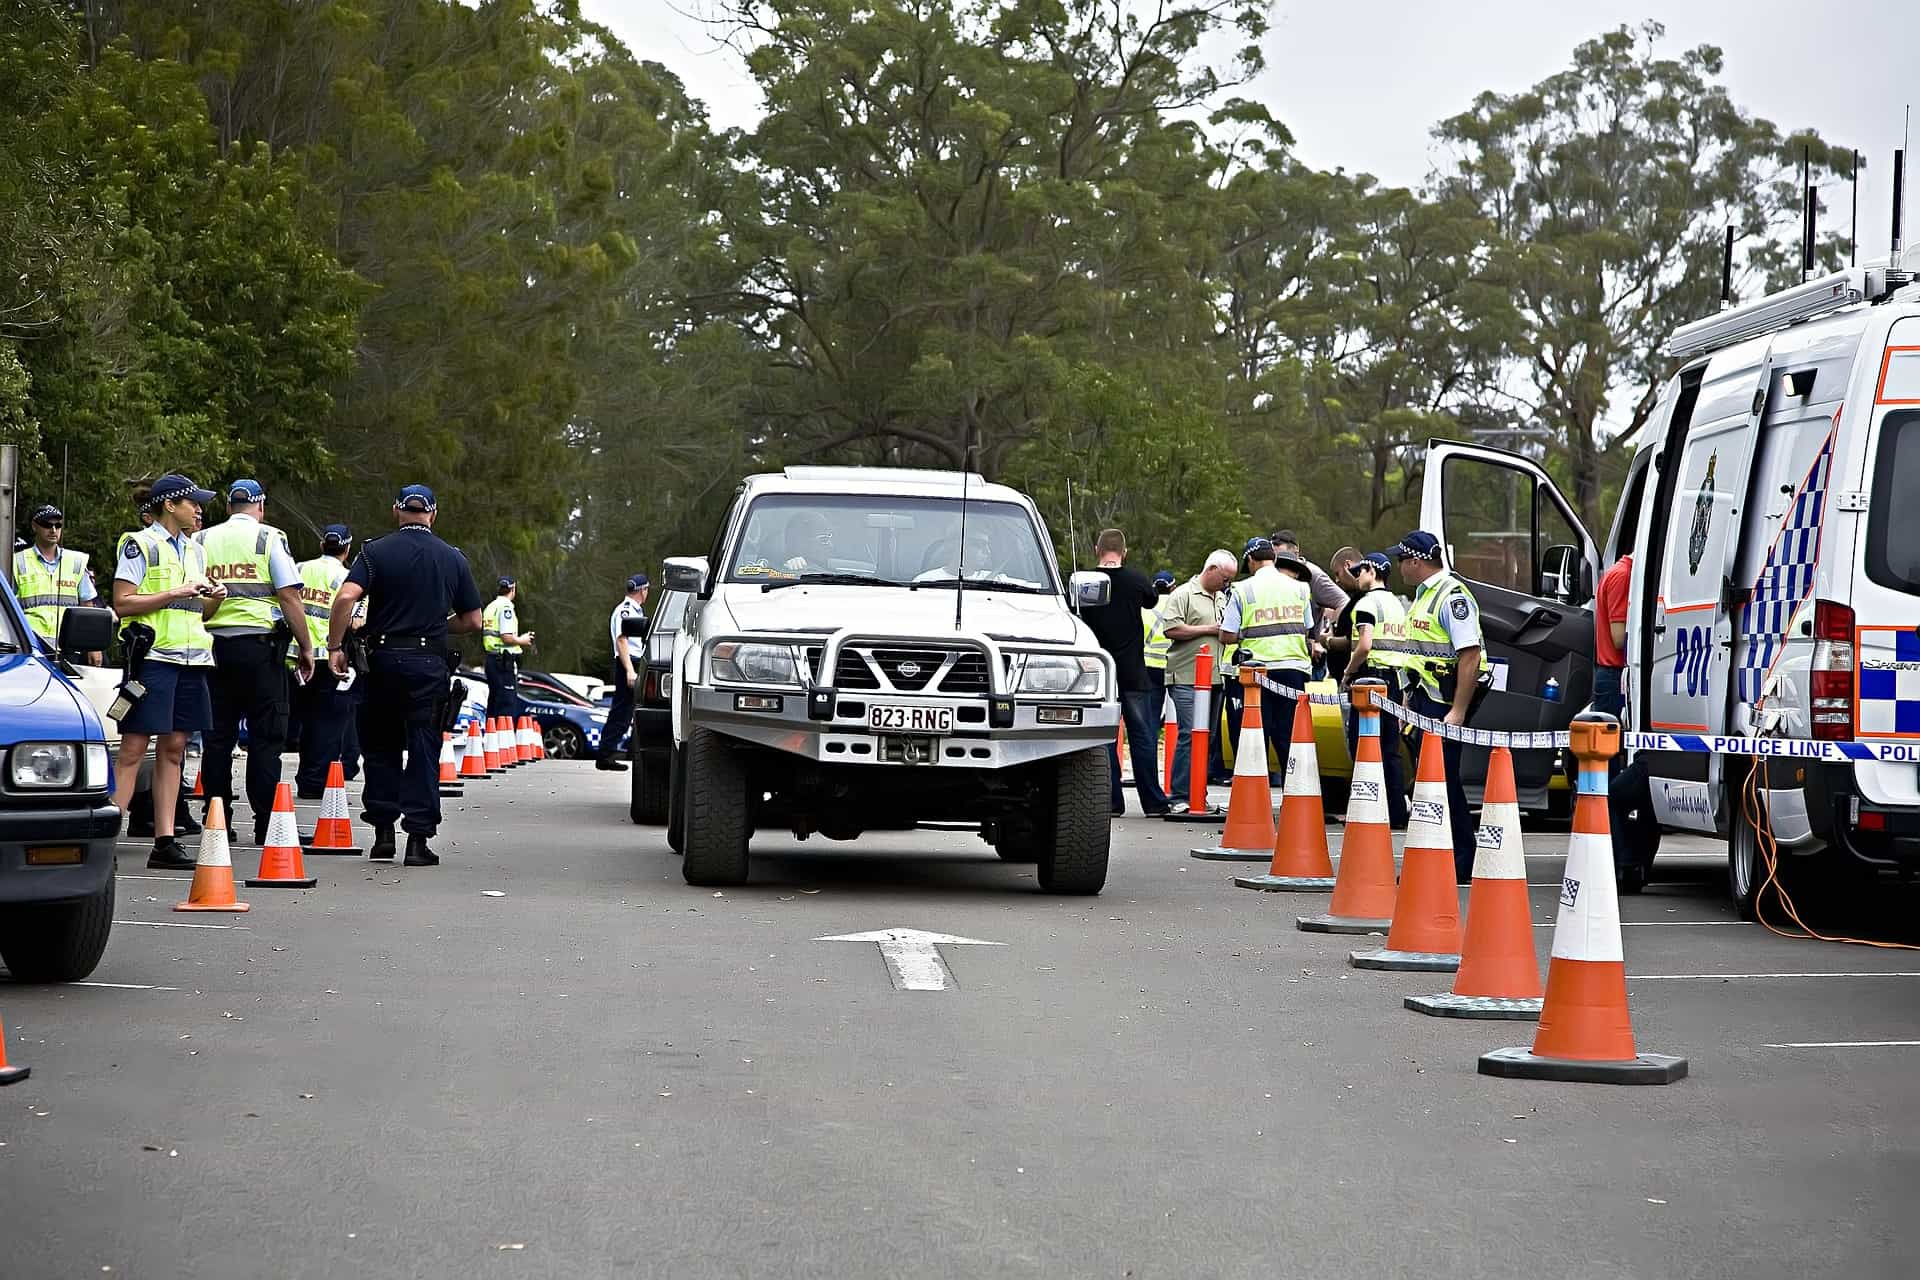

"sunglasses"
[35, 521, 63, 530]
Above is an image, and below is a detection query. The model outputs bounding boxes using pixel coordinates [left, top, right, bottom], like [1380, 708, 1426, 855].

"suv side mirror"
[56, 605, 115, 656]
[661, 557, 704, 593]
[1068, 570, 1111, 610]
[1540, 545, 1589, 606]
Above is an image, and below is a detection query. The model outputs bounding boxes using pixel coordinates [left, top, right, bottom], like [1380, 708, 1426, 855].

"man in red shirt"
[1593, 553, 1657, 891]
[1593, 553, 1631, 714]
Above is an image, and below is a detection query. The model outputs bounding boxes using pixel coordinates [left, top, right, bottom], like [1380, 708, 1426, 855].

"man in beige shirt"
[1159, 549, 1235, 806]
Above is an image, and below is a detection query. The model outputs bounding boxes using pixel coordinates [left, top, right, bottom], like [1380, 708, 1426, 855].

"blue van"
[0, 575, 119, 982]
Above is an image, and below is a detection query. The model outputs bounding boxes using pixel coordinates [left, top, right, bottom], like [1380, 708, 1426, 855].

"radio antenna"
[953, 446, 972, 631]
[1850, 149, 1859, 267]
[1801, 146, 1815, 282]
[1894, 147, 1907, 260]
[1720, 225, 1735, 306]
[1065, 478, 1081, 612]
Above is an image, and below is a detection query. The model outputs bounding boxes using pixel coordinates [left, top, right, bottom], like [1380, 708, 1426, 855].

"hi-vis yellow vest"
[126, 525, 213, 667]
[12, 547, 88, 643]
[290, 556, 347, 662]
[483, 597, 520, 654]
[1143, 608, 1170, 671]
[198, 518, 290, 632]
[1235, 570, 1312, 672]
[1352, 587, 1415, 673]
[1405, 572, 1476, 697]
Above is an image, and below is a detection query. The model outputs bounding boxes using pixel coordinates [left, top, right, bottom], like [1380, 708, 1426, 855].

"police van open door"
[1419, 441, 1599, 811]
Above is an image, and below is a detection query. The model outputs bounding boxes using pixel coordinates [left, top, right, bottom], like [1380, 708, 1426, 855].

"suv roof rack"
[781, 465, 987, 485]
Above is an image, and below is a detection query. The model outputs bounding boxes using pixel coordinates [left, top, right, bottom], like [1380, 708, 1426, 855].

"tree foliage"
[0, 3, 1861, 666]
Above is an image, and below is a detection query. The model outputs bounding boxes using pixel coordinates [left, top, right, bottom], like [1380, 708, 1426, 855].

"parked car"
[628, 584, 691, 823]
[518, 670, 623, 759]
[0, 586, 120, 982]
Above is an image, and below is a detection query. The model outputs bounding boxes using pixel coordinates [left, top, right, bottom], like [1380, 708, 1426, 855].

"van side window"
[1865, 410, 1920, 594]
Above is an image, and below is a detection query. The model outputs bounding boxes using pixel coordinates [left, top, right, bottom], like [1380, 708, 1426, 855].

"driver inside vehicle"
[780, 511, 835, 574]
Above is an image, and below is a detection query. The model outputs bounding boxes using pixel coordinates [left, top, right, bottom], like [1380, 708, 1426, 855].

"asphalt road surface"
[4, 762, 1918, 1278]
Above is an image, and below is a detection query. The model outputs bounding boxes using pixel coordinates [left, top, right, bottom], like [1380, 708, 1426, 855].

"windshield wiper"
[912, 578, 1053, 595]
[761, 573, 902, 593]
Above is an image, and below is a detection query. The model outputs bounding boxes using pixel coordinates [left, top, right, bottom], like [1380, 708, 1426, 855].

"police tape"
[1247, 671, 1920, 763]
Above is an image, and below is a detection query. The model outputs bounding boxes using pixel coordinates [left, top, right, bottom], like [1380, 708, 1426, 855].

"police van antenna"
[1066, 479, 1081, 612]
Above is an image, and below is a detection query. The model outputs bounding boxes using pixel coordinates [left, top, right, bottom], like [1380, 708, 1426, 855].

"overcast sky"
[588, 1, 1918, 258]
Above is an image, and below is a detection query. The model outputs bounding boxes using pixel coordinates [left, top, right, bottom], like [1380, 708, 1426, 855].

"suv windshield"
[726, 494, 1055, 592]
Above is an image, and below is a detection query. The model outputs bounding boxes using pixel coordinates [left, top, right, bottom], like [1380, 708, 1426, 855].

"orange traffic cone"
[1165, 647, 1223, 824]
[1236, 688, 1336, 889]
[190, 771, 204, 798]
[1351, 732, 1461, 972]
[483, 718, 503, 772]
[175, 799, 249, 913]
[0, 1013, 28, 1086]
[461, 721, 487, 780]
[248, 783, 317, 888]
[1408, 747, 1542, 1018]
[439, 732, 465, 798]
[302, 762, 362, 857]
[1299, 680, 1399, 933]
[532, 715, 546, 761]
[1481, 715, 1687, 1083]
[1193, 670, 1275, 860]
[514, 716, 532, 765]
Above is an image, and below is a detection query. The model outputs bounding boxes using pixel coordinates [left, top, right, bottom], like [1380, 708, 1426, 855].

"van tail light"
[1809, 599, 1855, 740]
[642, 671, 661, 704]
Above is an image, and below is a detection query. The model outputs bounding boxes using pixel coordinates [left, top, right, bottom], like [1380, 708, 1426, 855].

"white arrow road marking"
[1765, 1040, 1920, 1049]
[816, 928, 1005, 991]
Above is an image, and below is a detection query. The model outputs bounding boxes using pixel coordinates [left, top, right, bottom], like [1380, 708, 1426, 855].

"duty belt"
[370, 635, 439, 650]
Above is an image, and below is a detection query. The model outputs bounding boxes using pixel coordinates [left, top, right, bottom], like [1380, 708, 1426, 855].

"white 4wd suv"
[662, 467, 1119, 893]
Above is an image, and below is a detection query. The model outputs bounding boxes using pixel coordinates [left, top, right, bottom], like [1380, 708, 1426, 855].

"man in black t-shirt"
[1081, 528, 1171, 816]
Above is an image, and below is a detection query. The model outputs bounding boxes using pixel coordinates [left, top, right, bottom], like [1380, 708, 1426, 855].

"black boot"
[403, 833, 439, 867]
[368, 824, 397, 861]
[594, 756, 629, 772]
[147, 836, 197, 871]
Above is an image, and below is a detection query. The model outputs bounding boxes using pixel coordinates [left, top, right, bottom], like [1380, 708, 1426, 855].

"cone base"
[439, 787, 465, 798]
[301, 844, 364, 857]
[1189, 845, 1270, 860]
[1297, 913, 1391, 935]
[244, 875, 317, 888]
[1350, 947, 1460, 972]
[1477, 1046, 1688, 1085]
[1234, 873, 1336, 891]
[174, 900, 250, 913]
[0, 1064, 29, 1086]
[1162, 809, 1225, 824]
[1406, 993, 1542, 1020]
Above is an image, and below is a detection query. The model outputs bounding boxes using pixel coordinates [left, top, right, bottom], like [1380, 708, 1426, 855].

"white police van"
[1420, 249, 1920, 916]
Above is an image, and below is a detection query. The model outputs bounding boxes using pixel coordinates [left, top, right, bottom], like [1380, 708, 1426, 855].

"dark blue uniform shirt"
[346, 525, 482, 649]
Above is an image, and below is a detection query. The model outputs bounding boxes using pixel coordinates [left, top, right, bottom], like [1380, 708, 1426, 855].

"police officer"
[116, 486, 200, 839]
[595, 573, 649, 772]
[329, 485, 482, 866]
[1394, 530, 1489, 882]
[111, 475, 224, 869]
[290, 524, 359, 797]
[1340, 551, 1413, 829]
[198, 479, 315, 844]
[1219, 539, 1314, 784]
[13, 505, 103, 664]
[481, 577, 534, 722]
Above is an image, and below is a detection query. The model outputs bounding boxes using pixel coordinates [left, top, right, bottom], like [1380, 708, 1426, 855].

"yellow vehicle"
[1220, 679, 1573, 818]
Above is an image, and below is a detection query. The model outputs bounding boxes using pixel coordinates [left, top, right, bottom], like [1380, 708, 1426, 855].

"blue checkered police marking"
[1858, 629, 1920, 738]
[1737, 431, 1833, 705]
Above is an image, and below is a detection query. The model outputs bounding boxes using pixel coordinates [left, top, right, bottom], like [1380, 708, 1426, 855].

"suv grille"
[802, 644, 996, 695]
[872, 648, 946, 691]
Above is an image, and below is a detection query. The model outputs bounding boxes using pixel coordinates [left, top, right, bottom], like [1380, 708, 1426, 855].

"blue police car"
[0, 575, 120, 982]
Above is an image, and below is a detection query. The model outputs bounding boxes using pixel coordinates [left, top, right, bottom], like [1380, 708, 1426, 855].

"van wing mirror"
[1068, 570, 1111, 610]
[619, 615, 650, 638]
[661, 557, 705, 593]
[1539, 545, 1588, 606]
[56, 605, 115, 656]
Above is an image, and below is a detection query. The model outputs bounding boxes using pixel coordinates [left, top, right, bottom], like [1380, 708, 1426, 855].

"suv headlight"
[712, 642, 801, 687]
[1017, 655, 1104, 697]
[10, 742, 79, 789]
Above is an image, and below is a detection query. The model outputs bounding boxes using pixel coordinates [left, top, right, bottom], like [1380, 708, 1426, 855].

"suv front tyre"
[681, 729, 750, 886]
[0, 870, 115, 983]
[1036, 748, 1110, 895]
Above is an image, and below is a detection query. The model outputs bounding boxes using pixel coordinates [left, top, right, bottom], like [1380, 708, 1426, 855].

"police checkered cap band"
[227, 478, 265, 502]
[321, 523, 352, 547]
[30, 504, 62, 525]
[394, 483, 436, 513]
[1243, 536, 1273, 557]
[1393, 532, 1441, 560]
[145, 474, 216, 509]
[1358, 552, 1392, 572]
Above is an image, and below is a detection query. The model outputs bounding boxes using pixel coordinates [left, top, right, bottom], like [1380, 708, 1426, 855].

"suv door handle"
[1516, 606, 1563, 632]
